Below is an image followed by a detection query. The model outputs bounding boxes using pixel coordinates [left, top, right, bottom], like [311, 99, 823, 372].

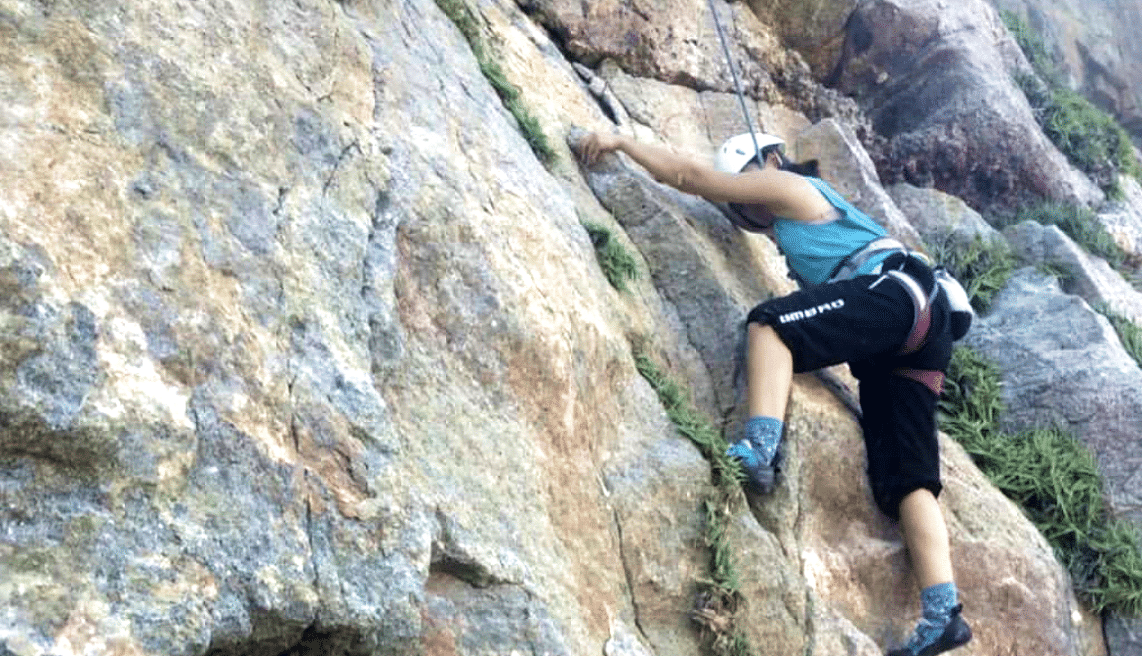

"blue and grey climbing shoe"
[726, 416, 784, 493]
[887, 604, 972, 656]
[725, 439, 779, 494]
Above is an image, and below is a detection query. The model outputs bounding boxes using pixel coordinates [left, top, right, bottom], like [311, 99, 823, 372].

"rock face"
[829, 0, 1103, 213]
[1, 1, 637, 654]
[988, 0, 1142, 147]
[965, 268, 1142, 525]
[887, 182, 1001, 248]
[526, 0, 866, 124]
[0, 1, 1123, 656]
[744, 0, 860, 79]
[523, 0, 787, 99]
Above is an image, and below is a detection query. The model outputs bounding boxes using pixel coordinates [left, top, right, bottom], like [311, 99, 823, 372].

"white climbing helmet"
[714, 132, 786, 173]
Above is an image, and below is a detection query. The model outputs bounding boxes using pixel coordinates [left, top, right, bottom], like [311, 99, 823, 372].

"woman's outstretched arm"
[576, 132, 831, 223]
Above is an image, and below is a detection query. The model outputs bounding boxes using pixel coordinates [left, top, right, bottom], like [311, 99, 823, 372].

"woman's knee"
[873, 482, 943, 522]
[746, 301, 775, 326]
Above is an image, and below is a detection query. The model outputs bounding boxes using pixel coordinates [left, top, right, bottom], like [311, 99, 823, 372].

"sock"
[921, 582, 958, 622]
[897, 582, 959, 655]
[744, 416, 783, 465]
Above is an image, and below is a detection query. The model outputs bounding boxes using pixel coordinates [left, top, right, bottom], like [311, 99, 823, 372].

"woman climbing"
[577, 130, 972, 656]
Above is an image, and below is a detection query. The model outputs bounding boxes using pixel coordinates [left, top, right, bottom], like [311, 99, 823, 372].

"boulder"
[1098, 176, 1142, 266]
[886, 182, 1002, 248]
[965, 268, 1142, 525]
[794, 118, 923, 249]
[1003, 221, 1142, 325]
[829, 0, 1103, 214]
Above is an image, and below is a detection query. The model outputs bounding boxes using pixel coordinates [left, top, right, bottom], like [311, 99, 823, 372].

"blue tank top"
[773, 177, 890, 285]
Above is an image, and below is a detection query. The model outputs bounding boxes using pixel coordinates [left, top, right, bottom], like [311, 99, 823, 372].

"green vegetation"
[582, 221, 640, 292]
[939, 348, 1005, 443]
[1002, 10, 1141, 198]
[1034, 262, 1072, 285]
[1008, 201, 1128, 268]
[1002, 11, 1056, 83]
[926, 234, 1015, 311]
[1042, 88, 1141, 197]
[633, 346, 754, 656]
[1094, 304, 1142, 368]
[632, 346, 743, 495]
[434, 0, 555, 164]
[941, 347, 1142, 616]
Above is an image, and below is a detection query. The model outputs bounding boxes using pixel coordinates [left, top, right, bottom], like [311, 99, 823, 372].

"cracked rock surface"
[0, 1, 1126, 655]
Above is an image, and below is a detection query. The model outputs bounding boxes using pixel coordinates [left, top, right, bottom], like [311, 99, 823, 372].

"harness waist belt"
[828, 236, 908, 283]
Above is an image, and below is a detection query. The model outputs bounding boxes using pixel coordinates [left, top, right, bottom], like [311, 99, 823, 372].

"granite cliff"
[2, 1, 1141, 655]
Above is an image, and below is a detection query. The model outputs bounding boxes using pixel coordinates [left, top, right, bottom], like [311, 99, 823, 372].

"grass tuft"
[633, 348, 743, 489]
[633, 346, 755, 656]
[1034, 262, 1073, 285]
[1002, 10, 1141, 196]
[1093, 304, 1142, 369]
[940, 346, 1142, 616]
[1042, 88, 1140, 198]
[926, 233, 1015, 312]
[434, 0, 555, 164]
[582, 221, 640, 292]
[1002, 10, 1057, 84]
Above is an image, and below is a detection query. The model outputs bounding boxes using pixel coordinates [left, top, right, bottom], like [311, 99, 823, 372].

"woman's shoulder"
[784, 176, 844, 223]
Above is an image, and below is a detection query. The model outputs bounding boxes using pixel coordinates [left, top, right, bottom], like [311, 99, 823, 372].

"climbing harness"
[872, 253, 945, 396]
[846, 241, 975, 397]
[827, 236, 911, 283]
[833, 238, 973, 338]
[864, 251, 938, 351]
[882, 267, 937, 354]
[830, 238, 976, 397]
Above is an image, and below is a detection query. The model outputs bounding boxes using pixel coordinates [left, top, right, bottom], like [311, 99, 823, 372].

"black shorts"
[747, 256, 953, 519]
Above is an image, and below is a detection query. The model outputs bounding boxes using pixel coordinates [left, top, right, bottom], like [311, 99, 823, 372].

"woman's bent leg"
[747, 322, 793, 419]
[898, 488, 954, 588]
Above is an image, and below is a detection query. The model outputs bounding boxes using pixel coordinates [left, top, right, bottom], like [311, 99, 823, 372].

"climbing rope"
[706, 0, 762, 162]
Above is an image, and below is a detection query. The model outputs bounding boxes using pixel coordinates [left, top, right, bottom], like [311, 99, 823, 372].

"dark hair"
[775, 151, 820, 178]
[745, 148, 820, 178]
[726, 202, 772, 233]
[760, 144, 783, 163]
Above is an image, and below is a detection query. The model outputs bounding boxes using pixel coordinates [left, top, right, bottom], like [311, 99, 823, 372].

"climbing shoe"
[725, 439, 779, 494]
[887, 604, 972, 656]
